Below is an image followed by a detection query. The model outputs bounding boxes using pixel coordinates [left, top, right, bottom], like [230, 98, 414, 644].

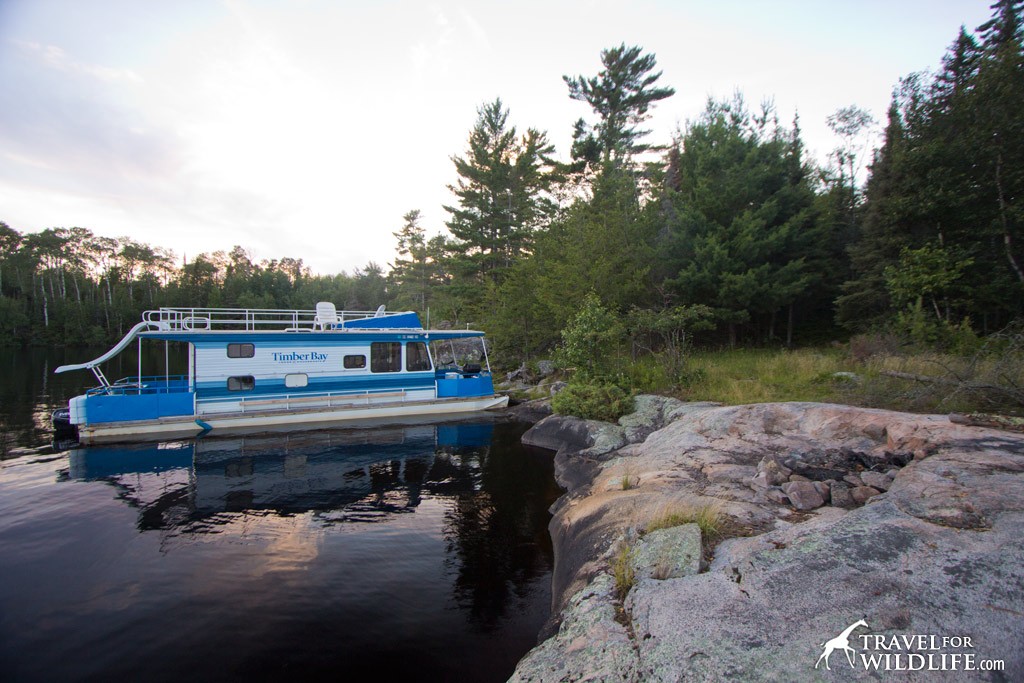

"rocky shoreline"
[509, 397, 1024, 682]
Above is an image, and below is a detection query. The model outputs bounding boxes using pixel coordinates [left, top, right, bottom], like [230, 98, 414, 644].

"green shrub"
[552, 381, 635, 422]
[554, 292, 624, 380]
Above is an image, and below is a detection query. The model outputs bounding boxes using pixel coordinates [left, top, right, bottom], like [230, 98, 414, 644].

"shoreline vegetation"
[505, 333, 1024, 421]
[2, 6, 1021, 421]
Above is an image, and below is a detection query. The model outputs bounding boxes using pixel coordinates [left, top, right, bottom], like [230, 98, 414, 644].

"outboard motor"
[51, 408, 79, 442]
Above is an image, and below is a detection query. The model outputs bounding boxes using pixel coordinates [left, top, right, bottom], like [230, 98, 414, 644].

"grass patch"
[611, 540, 636, 601]
[557, 334, 1024, 420]
[620, 462, 639, 490]
[681, 348, 852, 405]
[665, 344, 1023, 416]
[646, 503, 724, 541]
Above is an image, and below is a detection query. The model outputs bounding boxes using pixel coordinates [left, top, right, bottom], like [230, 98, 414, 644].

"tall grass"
[646, 503, 723, 540]
[668, 344, 1024, 416]
[611, 540, 636, 601]
[560, 335, 1024, 417]
[681, 348, 853, 405]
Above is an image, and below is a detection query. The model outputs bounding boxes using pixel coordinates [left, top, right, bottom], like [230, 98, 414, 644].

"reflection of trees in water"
[1, 346, 186, 452]
[63, 422, 559, 623]
[439, 425, 561, 630]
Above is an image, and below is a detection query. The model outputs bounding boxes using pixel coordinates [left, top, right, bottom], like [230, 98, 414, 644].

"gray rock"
[860, 470, 892, 491]
[831, 371, 861, 383]
[850, 485, 882, 504]
[504, 398, 552, 423]
[536, 359, 556, 377]
[631, 524, 702, 580]
[627, 498, 1024, 682]
[749, 471, 771, 490]
[517, 400, 1024, 681]
[618, 394, 689, 444]
[521, 415, 594, 453]
[508, 574, 639, 682]
[843, 473, 864, 487]
[756, 456, 792, 486]
[781, 480, 825, 510]
[755, 487, 790, 506]
[829, 482, 855, 508]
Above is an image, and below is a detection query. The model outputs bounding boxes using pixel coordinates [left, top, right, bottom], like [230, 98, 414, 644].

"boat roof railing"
[142, 305, 406, 332]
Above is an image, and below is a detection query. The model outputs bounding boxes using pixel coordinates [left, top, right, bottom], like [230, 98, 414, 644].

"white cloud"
[14, 39, 143, 83]
[0, 0, 998, 275]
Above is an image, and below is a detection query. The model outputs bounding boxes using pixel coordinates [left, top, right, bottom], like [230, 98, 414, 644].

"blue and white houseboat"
[55, 303, 508, 444]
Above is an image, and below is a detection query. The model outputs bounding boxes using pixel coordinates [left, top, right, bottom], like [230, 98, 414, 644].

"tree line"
[0, 227, 389, 345]
[390, 2, 1022, 363]
[2, 2, 1021, 370]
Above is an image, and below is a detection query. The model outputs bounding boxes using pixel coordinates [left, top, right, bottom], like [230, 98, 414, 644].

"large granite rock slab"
[511, 400, 1024, 682]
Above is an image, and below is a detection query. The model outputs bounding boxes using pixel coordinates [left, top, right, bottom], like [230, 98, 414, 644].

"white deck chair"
[314, 301, 339, 330]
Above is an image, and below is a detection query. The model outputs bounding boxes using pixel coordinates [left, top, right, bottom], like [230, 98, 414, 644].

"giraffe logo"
[815, 619, 869, 670]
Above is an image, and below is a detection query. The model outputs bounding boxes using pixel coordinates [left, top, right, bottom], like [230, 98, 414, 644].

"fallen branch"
[949, 413, 1024, 433]
[881, 370, 1024, 404]
[880, 370, 958, 386]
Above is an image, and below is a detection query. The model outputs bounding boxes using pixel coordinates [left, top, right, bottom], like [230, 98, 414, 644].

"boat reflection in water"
[68, 422, 499, 527]
[55, 420, 558, 682]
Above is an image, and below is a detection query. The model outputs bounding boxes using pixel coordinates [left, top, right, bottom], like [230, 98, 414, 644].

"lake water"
[0, 349, 559, 682]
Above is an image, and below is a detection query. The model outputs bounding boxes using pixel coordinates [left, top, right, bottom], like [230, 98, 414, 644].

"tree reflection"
[62, 421, 559, 629]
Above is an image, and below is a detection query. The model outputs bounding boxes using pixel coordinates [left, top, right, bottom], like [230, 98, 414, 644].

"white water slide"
[55, 321, 161, 386]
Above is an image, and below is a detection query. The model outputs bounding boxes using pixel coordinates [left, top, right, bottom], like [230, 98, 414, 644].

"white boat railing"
[143, 306, 385, 332]
[196, 387, 416, 414]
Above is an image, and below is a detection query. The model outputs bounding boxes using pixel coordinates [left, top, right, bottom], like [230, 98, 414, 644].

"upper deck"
[143, 304, 422, 333]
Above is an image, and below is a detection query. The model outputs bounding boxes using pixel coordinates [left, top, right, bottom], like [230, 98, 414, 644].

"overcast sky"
[0, 0, 995, 274]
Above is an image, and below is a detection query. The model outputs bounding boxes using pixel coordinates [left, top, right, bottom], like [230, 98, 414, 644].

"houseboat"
[55, 303, 508, 444]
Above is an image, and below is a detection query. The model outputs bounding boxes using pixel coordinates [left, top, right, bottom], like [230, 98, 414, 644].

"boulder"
[781, 480, 825, 510]
[859, 470, 892, 491]
[829, 482, 855, 508]
[756, 455, 792, 486]
[850, 485, 882, 504]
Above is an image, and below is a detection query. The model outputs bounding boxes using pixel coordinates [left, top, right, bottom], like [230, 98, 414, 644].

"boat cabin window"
[370, 342, 402, 373]
[227, 375, 255, 391]
[406, 342, 431, 372]
[343, 354, 366, 369]
[284, 373, 308, 388]
[227, 343, 255, 358]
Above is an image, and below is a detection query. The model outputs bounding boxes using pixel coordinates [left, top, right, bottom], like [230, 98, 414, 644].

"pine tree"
[563, 44, 675, 169]
[444, 99, 556, 301]
[389, 209, 433, 312]
[659, 96, 817, 346]
[840, 1, 1024, 332]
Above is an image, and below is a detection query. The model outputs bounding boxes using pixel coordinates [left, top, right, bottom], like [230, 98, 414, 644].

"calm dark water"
[1, 345, 188, 452]
[0, 349, 559, 682]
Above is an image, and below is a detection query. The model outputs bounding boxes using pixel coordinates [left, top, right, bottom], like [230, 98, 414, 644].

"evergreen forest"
[2, 3, 1022, 378]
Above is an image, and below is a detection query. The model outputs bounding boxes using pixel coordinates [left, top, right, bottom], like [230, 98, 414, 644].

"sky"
[0, 0, 997, 275]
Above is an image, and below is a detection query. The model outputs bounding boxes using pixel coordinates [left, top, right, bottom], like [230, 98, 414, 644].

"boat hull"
[75, 394, 510, 444]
